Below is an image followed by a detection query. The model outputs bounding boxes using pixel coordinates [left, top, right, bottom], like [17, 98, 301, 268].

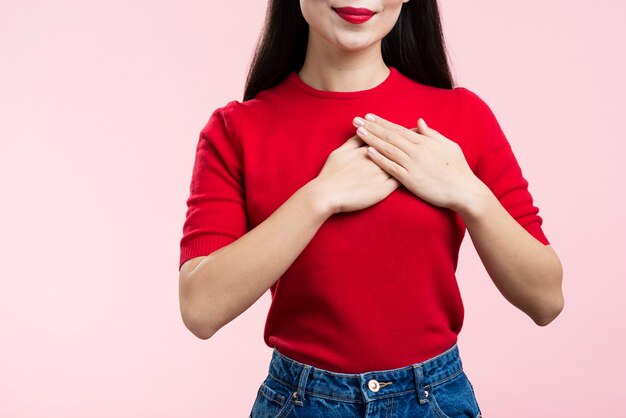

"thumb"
[335, 133, 365, 152]
[417, 117, 445, 140]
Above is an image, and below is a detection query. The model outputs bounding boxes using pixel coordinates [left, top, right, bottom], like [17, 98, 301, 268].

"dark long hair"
[243, 0, 455, 101]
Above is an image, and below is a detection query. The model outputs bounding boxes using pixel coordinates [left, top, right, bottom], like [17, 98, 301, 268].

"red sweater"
[179, 66, 550, 373]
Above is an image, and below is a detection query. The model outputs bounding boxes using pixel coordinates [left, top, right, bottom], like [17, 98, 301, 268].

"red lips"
[333, 6, 376, 24]
[333, 6, 375, 16]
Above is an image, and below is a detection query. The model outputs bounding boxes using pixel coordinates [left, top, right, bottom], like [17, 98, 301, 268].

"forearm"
[454, 180, 564, 326]
[183, 178, 334, 338]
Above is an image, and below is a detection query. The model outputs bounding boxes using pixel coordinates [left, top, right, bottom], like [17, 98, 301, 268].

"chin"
[331, 33, 376, 51]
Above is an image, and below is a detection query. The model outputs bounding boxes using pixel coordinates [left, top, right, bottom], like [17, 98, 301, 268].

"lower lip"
[333, 9, 374, 24]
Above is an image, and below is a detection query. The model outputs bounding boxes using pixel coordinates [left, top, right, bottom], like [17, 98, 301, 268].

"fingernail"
[353, 117, 365, 126]
[365, 113, 376, 122]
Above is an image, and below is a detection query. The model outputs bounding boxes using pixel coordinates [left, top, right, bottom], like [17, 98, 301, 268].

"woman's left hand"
[352, 113, 486, 212]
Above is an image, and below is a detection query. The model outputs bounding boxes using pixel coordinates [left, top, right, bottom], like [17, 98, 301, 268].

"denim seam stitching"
[268, 345, 462, 405]
[276, 396, 295, 418]
[267, 368, 464, 402]
[258, 383, 285, 407]
[272, 343, 457, 377]
[426, 368, 464, 389]
[429, 390, 451, 418]
[268, 372, 427, 403]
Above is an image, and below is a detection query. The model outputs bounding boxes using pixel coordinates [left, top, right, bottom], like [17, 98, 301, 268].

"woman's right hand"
[315, 134, 401, 214]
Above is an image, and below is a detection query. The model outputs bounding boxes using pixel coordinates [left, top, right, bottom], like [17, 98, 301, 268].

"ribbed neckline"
[286, 66, 399, 99]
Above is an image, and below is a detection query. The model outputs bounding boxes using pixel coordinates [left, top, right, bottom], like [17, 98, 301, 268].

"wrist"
[453, 177, 493, 222]
[302, 178, 338, 218]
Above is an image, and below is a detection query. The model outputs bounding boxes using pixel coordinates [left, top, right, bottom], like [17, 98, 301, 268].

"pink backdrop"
[1, 1, 623, 417]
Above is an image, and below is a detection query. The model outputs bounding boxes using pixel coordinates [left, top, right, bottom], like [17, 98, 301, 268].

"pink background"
[1, 1, 624, 417]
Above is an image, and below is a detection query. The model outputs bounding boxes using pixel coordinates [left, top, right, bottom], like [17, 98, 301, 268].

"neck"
[298, 36, 389, 92]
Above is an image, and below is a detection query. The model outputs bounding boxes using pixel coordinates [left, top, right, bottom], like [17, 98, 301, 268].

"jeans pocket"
[249, 376, 297, 418]
[426, 370, 481, 418]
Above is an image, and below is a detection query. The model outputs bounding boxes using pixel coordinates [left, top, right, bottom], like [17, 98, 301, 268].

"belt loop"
[413, 365, 428, 404]
[294, 364, 311, 406]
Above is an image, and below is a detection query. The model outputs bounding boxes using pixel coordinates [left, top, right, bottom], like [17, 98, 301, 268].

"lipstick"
[333, 6, 376, 24]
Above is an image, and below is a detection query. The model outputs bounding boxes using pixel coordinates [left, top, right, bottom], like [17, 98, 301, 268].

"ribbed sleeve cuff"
[179, 234, 237, 271]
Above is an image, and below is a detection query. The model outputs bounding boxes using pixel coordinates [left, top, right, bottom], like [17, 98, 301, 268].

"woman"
[178, 0, 564, 416]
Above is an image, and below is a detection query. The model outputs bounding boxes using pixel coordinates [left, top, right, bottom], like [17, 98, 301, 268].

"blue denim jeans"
[248, 342, 482, 417]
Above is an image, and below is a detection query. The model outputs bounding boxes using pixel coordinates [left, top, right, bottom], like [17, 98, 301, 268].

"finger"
[355, 125, 413, 169]
[353, 116, 417, 159]
[362, 113, 426, 144]
[383, 175, 401, 194]
[366, 146, 409, 183]
[334, 133, 366, 152]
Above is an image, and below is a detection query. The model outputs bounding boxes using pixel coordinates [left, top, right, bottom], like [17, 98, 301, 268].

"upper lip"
[333, 6, 376, 16]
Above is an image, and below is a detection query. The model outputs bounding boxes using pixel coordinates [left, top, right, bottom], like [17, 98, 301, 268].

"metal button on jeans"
[368, 379, 380, 392]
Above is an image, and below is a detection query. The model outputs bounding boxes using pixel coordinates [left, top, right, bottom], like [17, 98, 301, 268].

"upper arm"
[458, 87, 551, 246]
[178, 101, 249, 271]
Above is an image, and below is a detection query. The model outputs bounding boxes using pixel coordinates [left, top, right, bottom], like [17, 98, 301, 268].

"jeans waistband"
[268, 342, 462, 405]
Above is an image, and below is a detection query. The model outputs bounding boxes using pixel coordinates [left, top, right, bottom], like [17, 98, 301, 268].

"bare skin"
[179, 0, 564, 338]
[179, 135, 398, 339]
[352, 114, 564, 326]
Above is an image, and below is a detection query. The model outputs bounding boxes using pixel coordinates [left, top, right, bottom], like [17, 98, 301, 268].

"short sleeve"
[458, 87, 550, 245]
[179, 101, 248, 270]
